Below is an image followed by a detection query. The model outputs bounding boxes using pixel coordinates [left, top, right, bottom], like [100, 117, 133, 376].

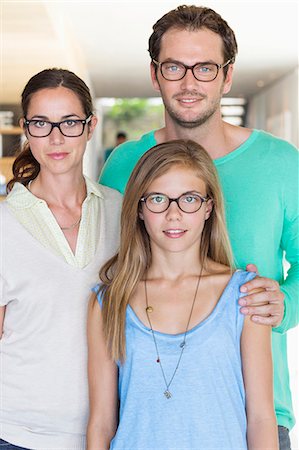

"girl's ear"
[205, 199, 213, 221]
[138, 209, 144, 221]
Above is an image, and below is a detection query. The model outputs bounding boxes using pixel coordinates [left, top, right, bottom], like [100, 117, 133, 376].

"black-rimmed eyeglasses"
[24, 115, 92, 138]
[152, 59, 231, 82]
[140, 192, 209, 214]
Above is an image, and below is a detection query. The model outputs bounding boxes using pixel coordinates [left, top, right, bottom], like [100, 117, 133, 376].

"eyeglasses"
[24, 115, 92, 138]
[152, 59, 231, 82]
[140, 192, 209, 214]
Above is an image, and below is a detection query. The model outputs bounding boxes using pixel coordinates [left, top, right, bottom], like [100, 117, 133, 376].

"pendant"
[164, 390, 172, 399]
[146, 306, 153, 313]
[180, 341, 186, 348]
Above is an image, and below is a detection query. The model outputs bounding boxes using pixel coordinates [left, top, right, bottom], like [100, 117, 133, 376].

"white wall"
[246, 67, 298, 147]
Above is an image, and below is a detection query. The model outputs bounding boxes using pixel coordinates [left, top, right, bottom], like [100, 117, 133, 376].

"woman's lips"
[47, 152, 69, 160]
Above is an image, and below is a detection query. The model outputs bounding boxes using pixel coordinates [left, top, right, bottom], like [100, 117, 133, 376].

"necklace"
[27, 181, 82, 231]
[144, 269, 202, 399]
[60, 216, 81, 231]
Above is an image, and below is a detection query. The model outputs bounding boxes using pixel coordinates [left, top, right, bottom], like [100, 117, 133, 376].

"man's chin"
[167, 108, 215, 129]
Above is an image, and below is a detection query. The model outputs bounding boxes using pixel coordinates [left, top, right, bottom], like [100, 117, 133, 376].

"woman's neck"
[29, 171, 87, 208]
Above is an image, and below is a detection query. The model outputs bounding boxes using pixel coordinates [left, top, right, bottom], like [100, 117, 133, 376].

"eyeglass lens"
[145, 193, 204, 213]
[161, 62, 219, 81]
[27, 119, 85, 137]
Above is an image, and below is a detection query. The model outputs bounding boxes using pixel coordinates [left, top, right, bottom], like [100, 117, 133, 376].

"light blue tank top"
[98, 269, 255, 450]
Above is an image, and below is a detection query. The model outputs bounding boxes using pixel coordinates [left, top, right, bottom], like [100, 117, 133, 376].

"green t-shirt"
[99, 129, 299, 430]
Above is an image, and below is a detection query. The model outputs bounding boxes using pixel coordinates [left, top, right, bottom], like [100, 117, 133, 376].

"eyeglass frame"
[140, 191, 209, 214]
[152, 59, 232, 82]
[23, 115, 93, 138]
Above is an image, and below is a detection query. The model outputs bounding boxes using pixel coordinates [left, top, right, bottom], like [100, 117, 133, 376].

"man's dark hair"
[148, 5, 238, 75]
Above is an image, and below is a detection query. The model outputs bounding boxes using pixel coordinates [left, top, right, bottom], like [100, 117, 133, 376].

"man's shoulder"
[255, 130, 298, 155]
[99, 130, 157, 193]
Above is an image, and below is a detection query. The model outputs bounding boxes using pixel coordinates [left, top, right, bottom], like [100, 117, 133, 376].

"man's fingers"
[245, 263, 258, 274]
[240, 303, 281, 317]
[251, 315, 279, 326]
[240, 276, 279, 293]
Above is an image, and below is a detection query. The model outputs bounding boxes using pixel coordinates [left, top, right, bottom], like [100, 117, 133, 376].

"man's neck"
[155, 116, 252, 160]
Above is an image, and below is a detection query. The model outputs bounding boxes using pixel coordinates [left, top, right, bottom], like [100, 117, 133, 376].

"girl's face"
[139, 165, 213, 256]
[20, 86, 97, 177]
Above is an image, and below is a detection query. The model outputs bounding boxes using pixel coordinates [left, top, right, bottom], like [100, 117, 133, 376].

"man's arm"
[239, 210, 299, 332]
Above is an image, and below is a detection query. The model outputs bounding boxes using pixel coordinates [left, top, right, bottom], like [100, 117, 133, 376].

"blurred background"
[0, 0, 298, 446]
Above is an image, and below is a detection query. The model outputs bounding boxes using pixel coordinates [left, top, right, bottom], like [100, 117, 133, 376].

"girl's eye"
[181, 195, 200, 204]
[150, 195, 166, 204]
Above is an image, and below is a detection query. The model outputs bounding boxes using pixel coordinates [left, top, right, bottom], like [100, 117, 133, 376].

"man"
[104, 130, 127, 162]
[99, 6, 298, 449]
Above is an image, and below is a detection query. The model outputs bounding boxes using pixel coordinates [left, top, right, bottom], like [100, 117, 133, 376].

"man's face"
[151, 28, 233, 129]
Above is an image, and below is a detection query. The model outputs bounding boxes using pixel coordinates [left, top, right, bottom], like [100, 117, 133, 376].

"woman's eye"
[64, 120, 76, 127]
[33, 120, 47, 128]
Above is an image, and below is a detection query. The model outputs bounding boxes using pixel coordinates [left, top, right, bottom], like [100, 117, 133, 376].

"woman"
[0, 68, 122, 449]
[87, 140, 278, 450]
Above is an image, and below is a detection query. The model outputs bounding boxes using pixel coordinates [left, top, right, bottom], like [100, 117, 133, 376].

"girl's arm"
[241, 315, 279, 450]
[0, 306, 6, 338]
[86, 296, 118, 450]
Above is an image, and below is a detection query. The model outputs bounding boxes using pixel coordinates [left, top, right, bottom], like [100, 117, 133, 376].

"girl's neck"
[147, 248, 203, 282]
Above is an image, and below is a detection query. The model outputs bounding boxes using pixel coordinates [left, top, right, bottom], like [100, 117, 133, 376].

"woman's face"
[139, 165, 213, 257]
[21, 86, 97, 177]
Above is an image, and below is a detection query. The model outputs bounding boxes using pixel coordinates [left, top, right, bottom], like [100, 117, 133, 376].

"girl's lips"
[163, 229, 186, 238]
[47, 152, 69, 160]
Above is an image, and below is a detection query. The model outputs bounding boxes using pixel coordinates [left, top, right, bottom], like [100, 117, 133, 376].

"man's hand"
[238, 264, 285, 327]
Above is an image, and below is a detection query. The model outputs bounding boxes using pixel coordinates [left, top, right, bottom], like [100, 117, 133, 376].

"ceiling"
[1, 0, 298, 104]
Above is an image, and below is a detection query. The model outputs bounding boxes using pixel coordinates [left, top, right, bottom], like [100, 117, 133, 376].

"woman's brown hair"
[7, 68, 93, 192]
[99, 139, 233, 362]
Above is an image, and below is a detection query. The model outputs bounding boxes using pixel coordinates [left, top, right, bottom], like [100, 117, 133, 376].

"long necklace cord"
[144, 268, 203, 398]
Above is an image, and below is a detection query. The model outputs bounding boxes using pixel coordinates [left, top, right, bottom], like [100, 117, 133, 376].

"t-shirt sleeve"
[274, 146, 299, 334]
[91, 284, 103, 309]
[0, 274, 10, 306]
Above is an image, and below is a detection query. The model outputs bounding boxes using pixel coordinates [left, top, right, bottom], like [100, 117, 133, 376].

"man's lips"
[163, 229, 187, 238]
[174, 93, 206, 105]
[47, 152, 69, 160]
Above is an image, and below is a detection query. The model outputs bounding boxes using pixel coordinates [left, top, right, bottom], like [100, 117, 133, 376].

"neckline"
[2, 202, 102, 272]
[150, 129, 260, 166]
[214, 129, 260, 165]
[127, 270, 239, 338]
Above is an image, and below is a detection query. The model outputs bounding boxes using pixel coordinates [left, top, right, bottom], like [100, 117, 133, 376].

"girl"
[0, 69, 122, 449]
[87, 140, 278, 450]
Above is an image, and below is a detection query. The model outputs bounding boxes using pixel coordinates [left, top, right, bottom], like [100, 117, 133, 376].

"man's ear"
[205, 199, 213, 221]
[150, 63, 161, 93]
[223, 64, 234, 95]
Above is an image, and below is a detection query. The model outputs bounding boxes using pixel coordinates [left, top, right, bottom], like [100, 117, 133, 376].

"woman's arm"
[241, 315, 279, 450]
[86, 295, 118, 450]
[0, 306, 6, 338]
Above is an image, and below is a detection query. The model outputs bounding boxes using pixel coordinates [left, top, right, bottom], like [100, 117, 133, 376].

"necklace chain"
[59, 216, 81, 231]
[27, 181, 81, 232]
[144, 269, 202, 399]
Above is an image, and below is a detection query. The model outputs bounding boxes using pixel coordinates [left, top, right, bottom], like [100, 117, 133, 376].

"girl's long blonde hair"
[99, 140, 233, 362]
